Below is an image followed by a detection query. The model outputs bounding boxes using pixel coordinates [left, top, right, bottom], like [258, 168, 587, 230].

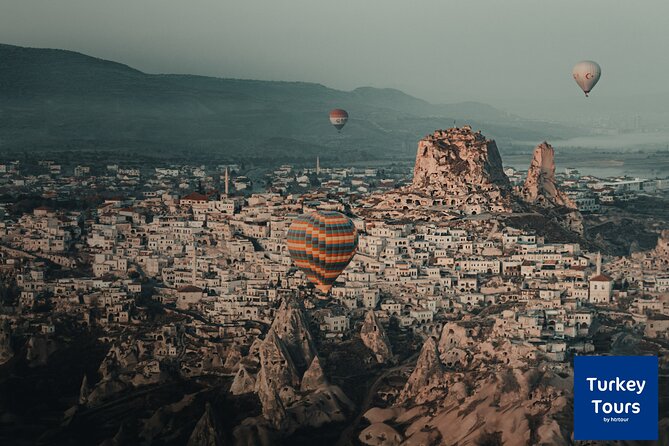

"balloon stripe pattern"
[287, 211, 358, 294]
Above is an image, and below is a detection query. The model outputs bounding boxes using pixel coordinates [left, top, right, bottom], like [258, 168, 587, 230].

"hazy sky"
[1, 0, 667, 111]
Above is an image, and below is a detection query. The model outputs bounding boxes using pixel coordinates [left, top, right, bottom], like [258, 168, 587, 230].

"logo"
[574, 356, 658, 440]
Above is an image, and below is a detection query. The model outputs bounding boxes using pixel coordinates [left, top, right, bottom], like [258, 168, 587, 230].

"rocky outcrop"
[0, 319, 13, 365]
[100, 421, 133, 446]
[300, 356, 327, 392]
[521, 142, 575, 208]
[269, 299, 317, 375]
[357, 126, 513, 218]
[359, 423, 403, 446]
[359, 324, 574, 446]
[518, 141, 584, 234]
[654, 230, 669, 257]
[360, 311, 393, 363]
[79, 375, 91, 405]
[399, 337, 444, 403]
[232, 298, 354, 438]
[412, 126, 510, 193]
[223, 345, 242, 372]
[25, 335, 57, 367]
[230, 365, 256, 395]
[254, 330, 300, 399]
[187, 403, 226, 446]
[256, 375, 290, 431]
[289, 386, 353, 427]
[87, 341, 164, 406]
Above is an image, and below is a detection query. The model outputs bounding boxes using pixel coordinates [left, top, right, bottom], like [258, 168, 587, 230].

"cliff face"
[412, 126, 510, 193]
[522, 142, 575, 208]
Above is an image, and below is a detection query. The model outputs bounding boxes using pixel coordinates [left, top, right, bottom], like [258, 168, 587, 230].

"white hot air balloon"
[572, 60, 601, 97]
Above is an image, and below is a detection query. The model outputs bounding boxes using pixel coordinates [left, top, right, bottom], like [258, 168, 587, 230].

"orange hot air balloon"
[329, 109, 349, 132]
[287, 210, 358, 294]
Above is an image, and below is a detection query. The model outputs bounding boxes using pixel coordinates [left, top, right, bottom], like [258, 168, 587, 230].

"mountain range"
[0, 43, 587, 163]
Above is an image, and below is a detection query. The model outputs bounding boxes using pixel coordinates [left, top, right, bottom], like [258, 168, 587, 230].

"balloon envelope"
[572, 60, 601, 96]
[287, 210, 358, 294]
[329, 109, 349, 131]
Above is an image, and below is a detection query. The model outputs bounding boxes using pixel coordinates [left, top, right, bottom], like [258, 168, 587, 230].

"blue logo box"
[574, 355, 658, 440]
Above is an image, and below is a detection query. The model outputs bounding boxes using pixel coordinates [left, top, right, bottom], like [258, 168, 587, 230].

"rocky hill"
[358, 125, 585, 238]
[358, 126, 515, 219]
[412, 126, 510, 193]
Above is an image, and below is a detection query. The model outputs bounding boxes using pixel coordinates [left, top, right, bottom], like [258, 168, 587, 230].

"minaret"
[596, 252, 602, 276]
[192, 241, 198, 284]
[224, 167, 229, 196]
[316, 156, 320, 176]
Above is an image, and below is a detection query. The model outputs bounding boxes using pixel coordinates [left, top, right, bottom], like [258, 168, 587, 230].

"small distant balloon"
[572, 61, 601, 97]
[329, 109, 349, 132]
[287, 210, 358, 295]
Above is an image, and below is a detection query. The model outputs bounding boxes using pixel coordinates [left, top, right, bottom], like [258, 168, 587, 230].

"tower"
[191, 241, 198, 284]
[316, 156, 320, 176]
[589, 251, 612, 304]
[224, 167, 229, 196]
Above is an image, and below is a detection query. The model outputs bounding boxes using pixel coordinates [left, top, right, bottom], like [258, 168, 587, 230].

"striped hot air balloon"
[287, 210, 358, 294]
[329, 109, 349, 132]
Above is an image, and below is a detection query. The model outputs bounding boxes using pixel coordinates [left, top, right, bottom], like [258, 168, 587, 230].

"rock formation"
[223, 345, 242, 372]
[356, 127, 587, 239]
[359, 422, 404, 446]
[399, 336, 443, 403]
[256, 376, 289, 431]
[230, 365, 256, 395]
[300, 356, 327, 392]
[25, 335, 57, 367]
[79, 374, 91, 405]
[227, 297, 357, 440]
[521, 142, 575, 208]
[654, 229, 669, 257]
[360, 311, 393, 363]
[412, 126, 510, 192]
[357, 126, 514, 218]
[269, 299, 317, 375]
[0, 319, 13, 365]
[360, 322, 574, 446]
[187, 403, 226, 446]
[516, 141, 584, 234]
[254, 329, 300, 401]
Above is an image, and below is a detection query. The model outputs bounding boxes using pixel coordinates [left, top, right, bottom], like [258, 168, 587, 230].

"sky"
[1, 0, 668, 117]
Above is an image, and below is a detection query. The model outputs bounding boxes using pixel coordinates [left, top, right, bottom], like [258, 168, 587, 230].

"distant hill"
[0, 43, 587, 163]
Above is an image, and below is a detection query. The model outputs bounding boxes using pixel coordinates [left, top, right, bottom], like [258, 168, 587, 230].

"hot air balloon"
[572, 61, 601, 97]
[329, 109, 349, 132]
[287, 210, 358, 294]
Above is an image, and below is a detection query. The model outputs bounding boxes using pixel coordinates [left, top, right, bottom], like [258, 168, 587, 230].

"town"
[1, 127, 668, 445]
